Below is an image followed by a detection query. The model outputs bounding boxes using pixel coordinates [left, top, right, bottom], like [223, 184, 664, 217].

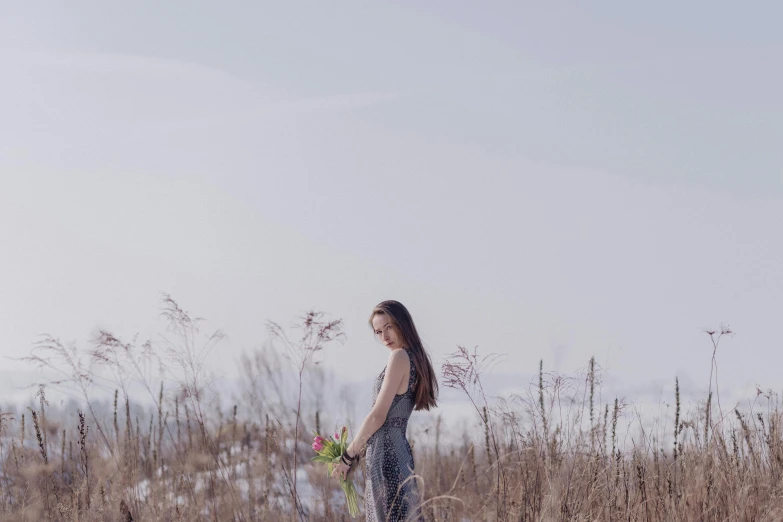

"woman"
[331, 300, 438, 522]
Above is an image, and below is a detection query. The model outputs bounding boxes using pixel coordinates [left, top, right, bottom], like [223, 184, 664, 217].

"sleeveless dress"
[364, 349, 423, 522]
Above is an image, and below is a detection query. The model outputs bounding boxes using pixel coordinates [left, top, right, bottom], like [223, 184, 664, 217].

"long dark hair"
[368, 300, 438, 411]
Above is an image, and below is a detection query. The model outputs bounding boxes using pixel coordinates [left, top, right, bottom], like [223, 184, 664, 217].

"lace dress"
[364, 350, 423, 522]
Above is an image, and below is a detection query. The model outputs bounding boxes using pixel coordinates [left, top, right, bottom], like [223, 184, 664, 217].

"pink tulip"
[314, 435, 324, 443]
[312, 441, 324, 452]
[335, 432, 340, 440]
[342, 426, 347, 434]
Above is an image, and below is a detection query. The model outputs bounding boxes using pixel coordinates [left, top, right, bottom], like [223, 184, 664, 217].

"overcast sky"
[2, 1, 782, 429]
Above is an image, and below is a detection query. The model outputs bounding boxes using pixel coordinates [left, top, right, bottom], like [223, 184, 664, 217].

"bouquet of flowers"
[311, 426, 360, 518]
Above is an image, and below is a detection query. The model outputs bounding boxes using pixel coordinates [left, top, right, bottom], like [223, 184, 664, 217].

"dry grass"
[1, 300, 782, 521]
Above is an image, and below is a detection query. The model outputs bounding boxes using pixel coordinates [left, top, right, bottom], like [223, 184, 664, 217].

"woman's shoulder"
[387, 347, 411, 365]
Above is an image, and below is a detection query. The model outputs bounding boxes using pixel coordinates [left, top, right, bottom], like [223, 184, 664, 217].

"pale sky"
[2, 1, 782, 430]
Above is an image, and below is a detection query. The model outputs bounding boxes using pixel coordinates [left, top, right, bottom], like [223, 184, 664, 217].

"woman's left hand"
[331, 460, 352, 481]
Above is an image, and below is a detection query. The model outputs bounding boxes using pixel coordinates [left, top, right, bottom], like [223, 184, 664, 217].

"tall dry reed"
[2, 300, 780, 521]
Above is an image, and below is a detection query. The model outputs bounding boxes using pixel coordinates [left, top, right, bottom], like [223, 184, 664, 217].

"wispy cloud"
[2, 48, 403, 137]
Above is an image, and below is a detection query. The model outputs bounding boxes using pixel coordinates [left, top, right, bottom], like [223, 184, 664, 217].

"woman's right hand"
[331, 455, 359, 481]
[331, 460, 351, 481]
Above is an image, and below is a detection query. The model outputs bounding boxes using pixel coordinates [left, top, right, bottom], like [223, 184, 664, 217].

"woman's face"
[372, 313, 404, 350]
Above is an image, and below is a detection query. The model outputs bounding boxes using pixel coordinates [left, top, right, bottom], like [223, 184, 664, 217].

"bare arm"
[346, 349, 409, 457]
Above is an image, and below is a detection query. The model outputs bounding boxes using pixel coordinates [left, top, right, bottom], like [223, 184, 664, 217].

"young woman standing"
[331, 300, 438, 521]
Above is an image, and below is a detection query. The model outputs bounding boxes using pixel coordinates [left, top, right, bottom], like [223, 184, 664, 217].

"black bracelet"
[342, 451, 355, 465]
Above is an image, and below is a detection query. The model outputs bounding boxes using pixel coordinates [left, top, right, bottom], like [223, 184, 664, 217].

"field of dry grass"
[1, 299, 781, 521]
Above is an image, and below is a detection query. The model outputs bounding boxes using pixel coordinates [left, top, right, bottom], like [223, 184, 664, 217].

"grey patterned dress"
[364, 349, 423, 522]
